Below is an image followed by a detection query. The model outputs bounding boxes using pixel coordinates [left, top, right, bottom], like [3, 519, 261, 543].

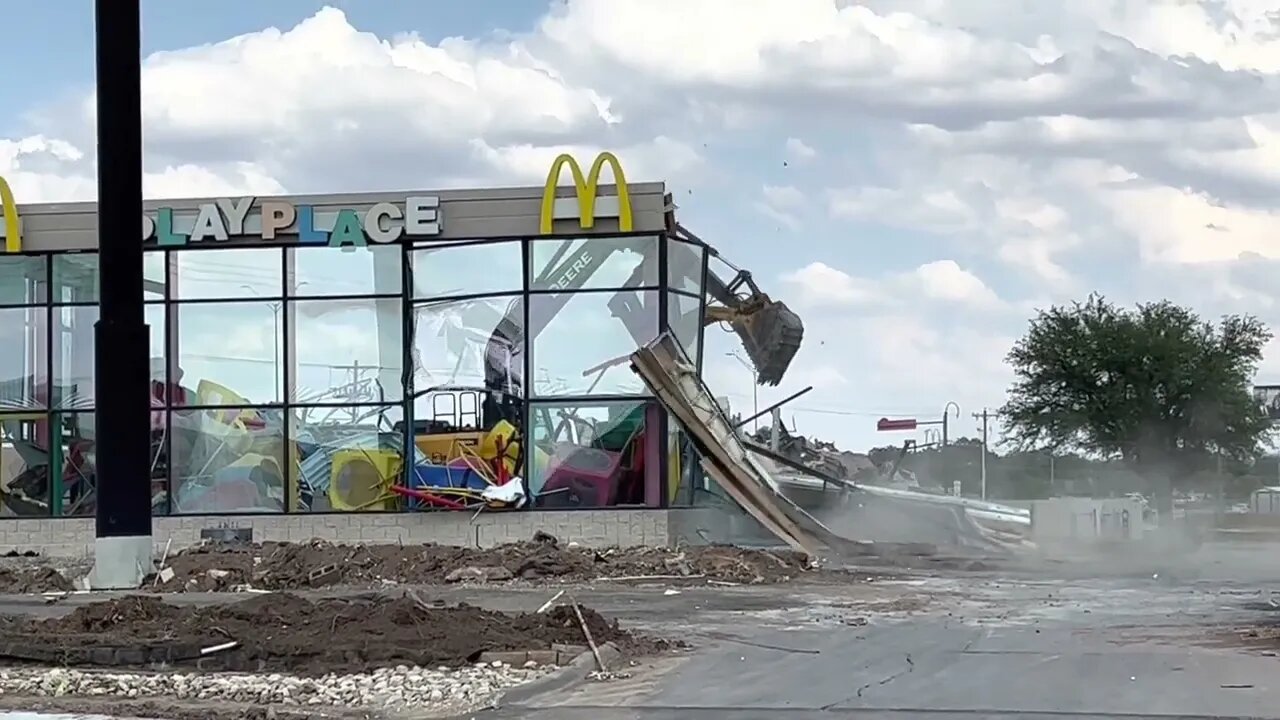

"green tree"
[999, 294, 1273, 515]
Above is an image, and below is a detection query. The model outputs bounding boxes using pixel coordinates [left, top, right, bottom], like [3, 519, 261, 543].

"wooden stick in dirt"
[536, 589, 565, 614]
[568, 595, 607, 672]
[152, 537, 173, 587]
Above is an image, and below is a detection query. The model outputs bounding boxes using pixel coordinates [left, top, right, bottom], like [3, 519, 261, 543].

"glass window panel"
[176, 247, 281, 300]
[527, 399, 653, 507]
[0, 256, 46, 305]
[0, 307, 47, 410]
[412, 295, 523, 397]
[172, 301, 283, 405]
[667, 292, 702, 365]
[169, 406, 286, 513]
[667, 238, 705, 295]
[51, 254, 95, 304]
[289, 298, 404, 403]
[411, 240, 522, 299]
[50, 407, 170, 516]
[290, 245, 402, 297]
[0, 414, 51, 516]
[529, 290, 658, 397]
[51, 306, 94, 410]
[529, 237, 658, 291]
[289, 404, 405, 512]
[54, 252, 167, 303]
[50, 305, 166, 410]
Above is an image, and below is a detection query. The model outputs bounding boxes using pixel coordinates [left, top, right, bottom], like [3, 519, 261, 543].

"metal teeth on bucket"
[736, 301, 804, 386]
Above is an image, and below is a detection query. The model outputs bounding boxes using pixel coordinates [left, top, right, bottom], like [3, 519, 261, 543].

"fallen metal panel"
[630, 334, 866, 557]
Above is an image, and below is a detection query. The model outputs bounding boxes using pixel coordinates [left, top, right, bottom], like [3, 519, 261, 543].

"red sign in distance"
[877, 417, 918, 432]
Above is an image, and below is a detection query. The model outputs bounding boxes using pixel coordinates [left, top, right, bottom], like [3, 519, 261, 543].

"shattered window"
[666, 237, 704, 295]
[667, 291, 701, 365]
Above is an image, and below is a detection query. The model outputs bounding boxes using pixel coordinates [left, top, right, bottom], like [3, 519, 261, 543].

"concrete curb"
[497, 641, 623, 707]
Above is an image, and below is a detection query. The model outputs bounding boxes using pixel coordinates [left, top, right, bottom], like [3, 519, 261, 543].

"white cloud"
[782, 259, 1004, 313]
[10, 1, 1280, 451]
[784, 137, 816, 163]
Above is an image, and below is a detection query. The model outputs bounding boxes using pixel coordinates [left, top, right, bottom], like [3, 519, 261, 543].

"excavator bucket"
[730, 299, 804, 386]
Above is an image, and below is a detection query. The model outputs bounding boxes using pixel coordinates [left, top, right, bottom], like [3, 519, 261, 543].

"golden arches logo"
[0, 175, 19, 253]
[539, 152, 633, 235]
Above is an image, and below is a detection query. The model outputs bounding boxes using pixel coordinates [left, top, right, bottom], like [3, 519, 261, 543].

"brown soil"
[0, 566, 74, 594]
[148, 533, 816, 592]
[0, 592, 672, 676]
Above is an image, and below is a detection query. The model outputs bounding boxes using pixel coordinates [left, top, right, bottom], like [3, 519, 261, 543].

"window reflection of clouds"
[290, 298, 403, 404]
[292, 246, 402, 297]
[411, 241, 522, 299]
[530, 290, 657, 397]
[176, 248, 281, 300]
[173, 301, 282, 405]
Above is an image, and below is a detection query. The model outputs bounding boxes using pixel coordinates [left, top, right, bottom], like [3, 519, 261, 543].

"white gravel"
[0, 660, 554, 713]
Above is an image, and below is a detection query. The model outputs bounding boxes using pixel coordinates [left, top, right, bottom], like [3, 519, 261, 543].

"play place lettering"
[141, 196, 442, 248]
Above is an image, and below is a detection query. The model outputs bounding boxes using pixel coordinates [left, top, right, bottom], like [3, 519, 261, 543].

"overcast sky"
[5, 0, 1280, 452]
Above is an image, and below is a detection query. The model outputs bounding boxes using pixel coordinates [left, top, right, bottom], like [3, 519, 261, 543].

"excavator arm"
[672, 224, 805, 386]
[478, 224, 805, 395]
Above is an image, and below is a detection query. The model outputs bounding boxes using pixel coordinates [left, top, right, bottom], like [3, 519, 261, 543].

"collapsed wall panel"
[631, 334, 852, 557]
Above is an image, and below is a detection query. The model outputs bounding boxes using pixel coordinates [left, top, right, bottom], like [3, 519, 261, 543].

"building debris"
[631, 333, 1033, 559]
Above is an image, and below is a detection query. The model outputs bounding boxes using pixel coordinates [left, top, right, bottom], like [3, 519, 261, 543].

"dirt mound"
[0, 567, 74, 594]
[149, 534, 814, 592]
[0, 593, 667, 676]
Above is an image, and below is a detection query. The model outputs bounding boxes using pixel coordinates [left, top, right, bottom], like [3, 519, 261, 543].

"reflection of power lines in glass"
[325, 362, 381, 406]
[183, 352, 398, 401]
[176, 257, 392, 296]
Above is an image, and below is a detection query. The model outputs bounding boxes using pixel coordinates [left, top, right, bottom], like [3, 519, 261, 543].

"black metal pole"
[94, 0, 152, 548]
[733, 385, 813, 430]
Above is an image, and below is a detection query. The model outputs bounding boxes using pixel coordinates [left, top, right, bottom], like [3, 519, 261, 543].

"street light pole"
[942, 401, 960, 446]
[243, 282, 305, 402]
[92, 0, 153, 588]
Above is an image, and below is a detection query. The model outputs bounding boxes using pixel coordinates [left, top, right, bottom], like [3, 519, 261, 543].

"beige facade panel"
[2, 182, 669, 253]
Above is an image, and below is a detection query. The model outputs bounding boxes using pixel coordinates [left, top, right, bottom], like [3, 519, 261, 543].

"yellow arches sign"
[0, 175, 19, 253]
[539, 151, 633, 235]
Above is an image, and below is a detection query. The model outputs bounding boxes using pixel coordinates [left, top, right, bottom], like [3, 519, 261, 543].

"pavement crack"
[828, 653, 914, 707]
[694, 630, 821, 654]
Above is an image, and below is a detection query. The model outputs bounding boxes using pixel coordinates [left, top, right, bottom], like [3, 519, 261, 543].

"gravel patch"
[0, 661, 551, 713]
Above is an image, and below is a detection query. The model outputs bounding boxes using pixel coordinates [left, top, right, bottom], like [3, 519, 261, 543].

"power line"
[715, 392, 940, 418]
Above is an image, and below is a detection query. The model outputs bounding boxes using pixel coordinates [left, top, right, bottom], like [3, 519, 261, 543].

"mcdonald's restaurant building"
[0, 154, 718, 554]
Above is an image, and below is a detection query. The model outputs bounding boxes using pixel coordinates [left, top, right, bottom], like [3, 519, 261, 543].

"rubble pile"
[0, 592, 668, 675]
[749, 427, 881, 483]
[148, 533, 815, 592]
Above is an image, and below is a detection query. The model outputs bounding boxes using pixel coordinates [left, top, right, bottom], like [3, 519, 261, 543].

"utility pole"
[92, 0, 153, 588]
[973, 408, 991, 500]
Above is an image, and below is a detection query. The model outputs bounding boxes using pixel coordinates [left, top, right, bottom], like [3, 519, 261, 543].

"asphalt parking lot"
[474, 542, 1280, 720]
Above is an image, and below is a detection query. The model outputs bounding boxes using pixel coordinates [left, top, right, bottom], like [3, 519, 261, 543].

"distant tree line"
[867, 438, 1280, 501]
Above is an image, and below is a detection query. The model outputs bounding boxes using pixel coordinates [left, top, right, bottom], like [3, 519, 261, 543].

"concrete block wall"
[0, 510, 675, 558]
[1030, 498, 1144, 543]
